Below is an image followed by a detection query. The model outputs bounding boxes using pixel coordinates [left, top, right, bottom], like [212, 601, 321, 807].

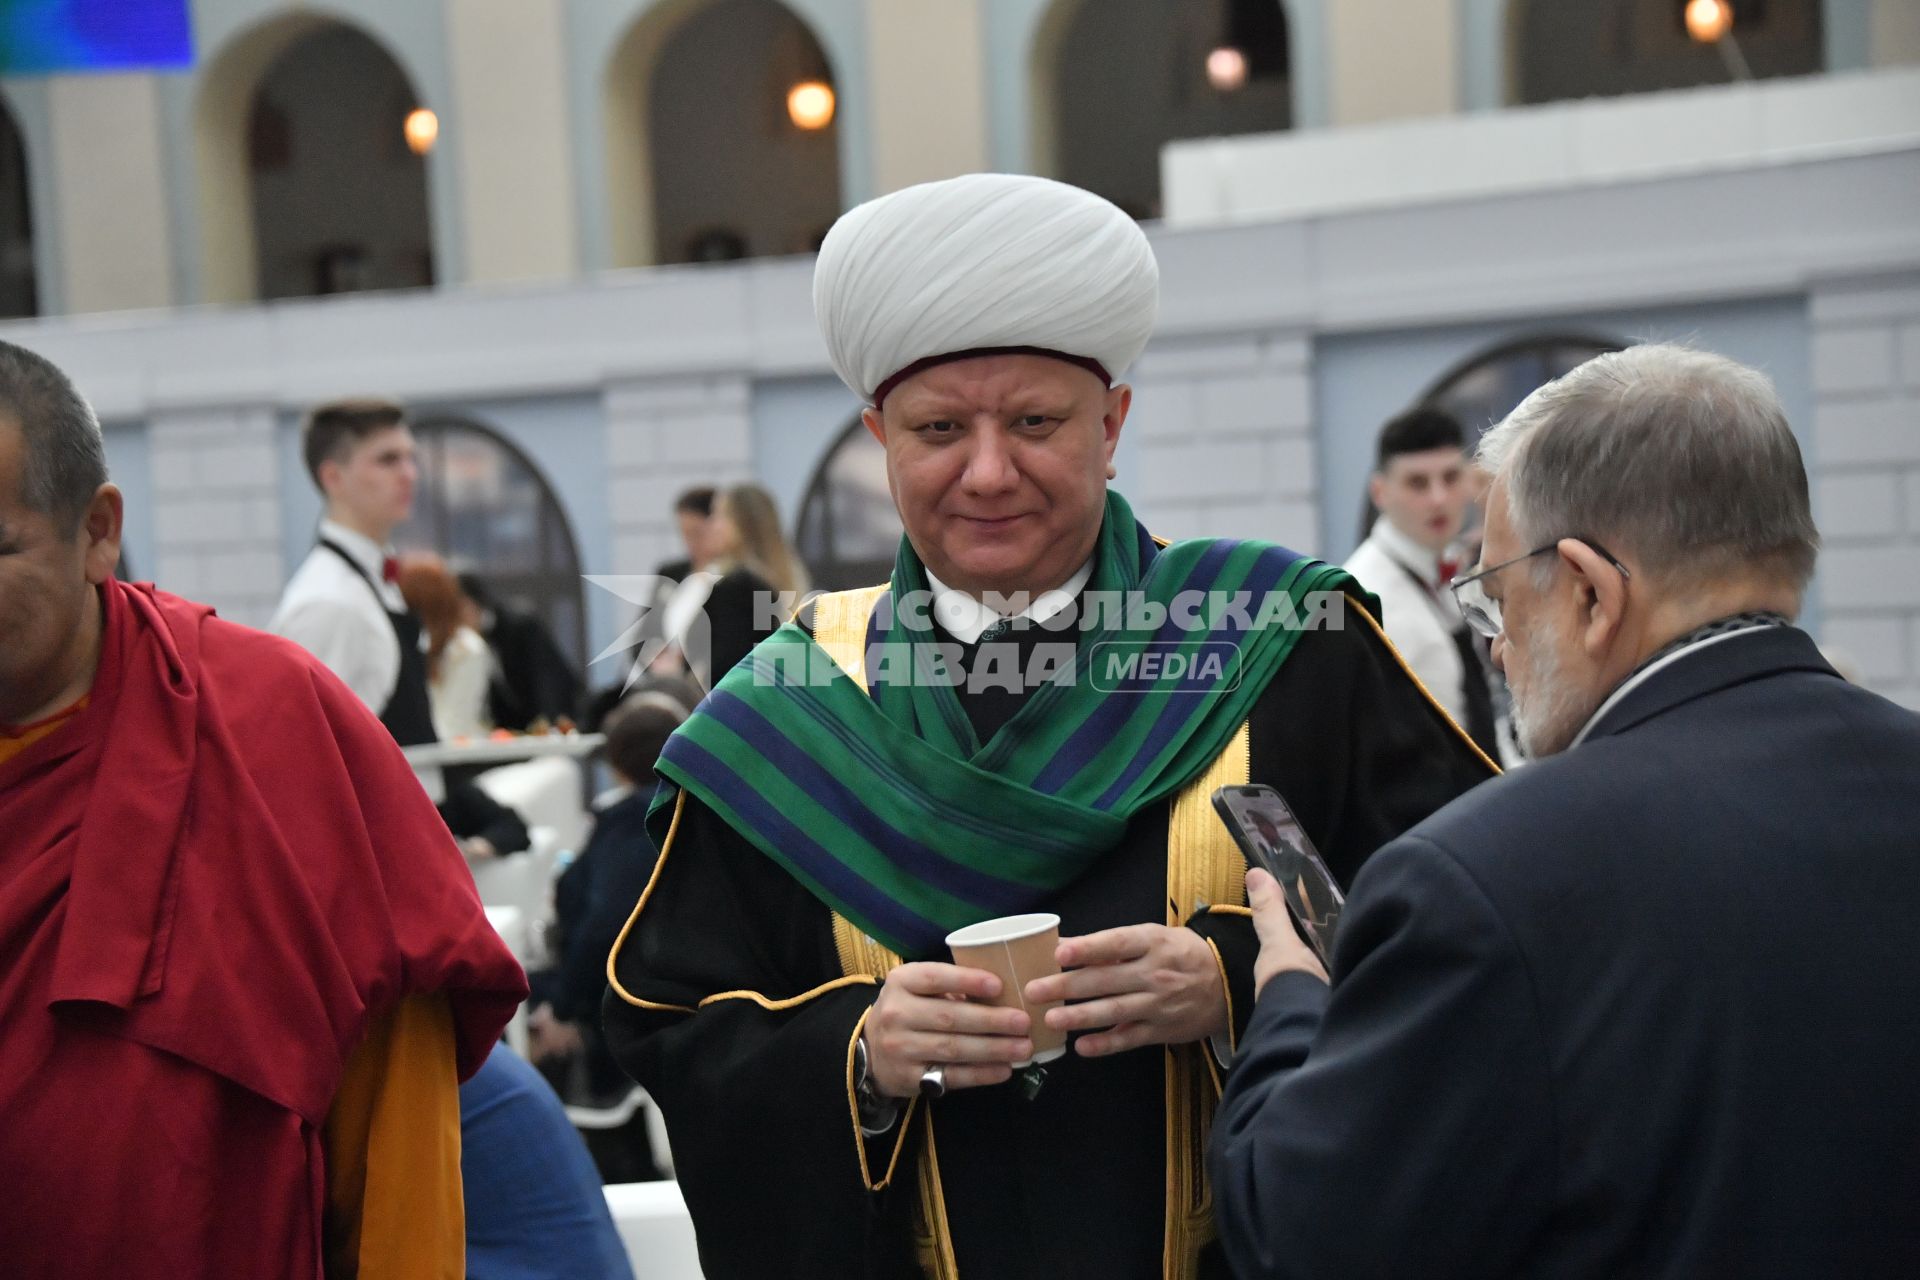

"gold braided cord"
[1161, 721, 1251, 1278]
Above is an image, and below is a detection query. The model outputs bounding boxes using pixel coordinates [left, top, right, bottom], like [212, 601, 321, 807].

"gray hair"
[0, 339, 107, 533]
[1476, 343, 1819, 591]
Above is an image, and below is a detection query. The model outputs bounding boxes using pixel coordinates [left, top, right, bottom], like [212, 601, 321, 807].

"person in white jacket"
[1346, 407, 1504, 763]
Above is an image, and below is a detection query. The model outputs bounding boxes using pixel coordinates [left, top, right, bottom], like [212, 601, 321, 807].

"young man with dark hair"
[1346, 406, 1502, 761]
[272, 397, 435, 744]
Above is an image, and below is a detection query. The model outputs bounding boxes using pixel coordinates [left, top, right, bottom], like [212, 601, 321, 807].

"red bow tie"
[382, 556, 400, 584]
[1436, 557, 1460, 586]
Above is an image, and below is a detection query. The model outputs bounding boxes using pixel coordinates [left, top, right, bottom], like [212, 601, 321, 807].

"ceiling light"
[787, 80, 835, 131]
[404, 107, 438, 155]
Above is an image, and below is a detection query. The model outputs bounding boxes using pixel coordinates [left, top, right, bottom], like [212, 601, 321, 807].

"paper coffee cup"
[946, 912, 1068, 1067]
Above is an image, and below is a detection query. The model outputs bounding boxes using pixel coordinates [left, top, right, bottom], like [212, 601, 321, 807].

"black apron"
[1393, 557, 1500, 761]
[319, 540, 438, 748]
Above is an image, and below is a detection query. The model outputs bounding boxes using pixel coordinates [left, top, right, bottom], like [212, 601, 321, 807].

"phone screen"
[1211, 784, 1345, 965]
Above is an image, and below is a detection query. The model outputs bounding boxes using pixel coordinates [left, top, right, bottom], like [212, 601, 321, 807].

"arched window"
[0, 93, 35, 318]
[604, 0, 843, 267]
[196, 16, 434, 302]
[794, 417, 900, 591]
[1511, 0, 1823, 106]
[394, 418, 587, 670]
[1036, 0, 1291, 219]
[1420, 333, 1623, 435]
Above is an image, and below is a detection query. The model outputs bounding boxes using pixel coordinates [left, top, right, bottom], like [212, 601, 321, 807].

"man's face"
[1371, 445, 1470, 553]
[0, 418, 121, 724]
[1481, 479, 1602, 758]
[676, 510, 714, 569]
[321, 424, 416, 537]
[864, 354, 1127, 599]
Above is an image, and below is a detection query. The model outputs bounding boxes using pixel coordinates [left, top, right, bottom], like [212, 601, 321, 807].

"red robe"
[0, 580, 527, 1278]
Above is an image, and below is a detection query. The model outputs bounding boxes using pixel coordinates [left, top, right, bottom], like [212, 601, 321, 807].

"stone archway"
[1508, 0, 1823, 105]
[195, 13, 435, 302]
[1033, 0, 1291, 218]
[603, 0, 844, 267]
[0, 91, 35, 318]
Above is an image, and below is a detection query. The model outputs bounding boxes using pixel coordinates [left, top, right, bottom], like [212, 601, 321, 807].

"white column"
[1325, 0, 1461, 127]
[1872, 0, 1920, 68]
[47, 74, 174, 312]
[443, 0, 580, 284]
[865, 0, 990, 194]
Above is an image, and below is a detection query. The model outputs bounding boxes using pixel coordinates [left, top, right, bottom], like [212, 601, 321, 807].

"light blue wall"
[751, 373, 864, 524]
[1313, 293, 1818, 615]
[1823, 0, 1873, 72]
[102, 421, 155, 580]
[1459, 0, 1507, 111]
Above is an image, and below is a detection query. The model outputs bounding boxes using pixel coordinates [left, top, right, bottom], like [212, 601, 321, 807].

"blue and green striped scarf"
[649, 490, 1367, 958]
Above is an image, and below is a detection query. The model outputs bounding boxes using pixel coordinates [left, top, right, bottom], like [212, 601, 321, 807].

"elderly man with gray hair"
[1210, 343, 1920, 1279]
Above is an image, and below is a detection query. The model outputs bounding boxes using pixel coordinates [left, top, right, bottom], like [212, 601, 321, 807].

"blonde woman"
[698, 484, 811, 685]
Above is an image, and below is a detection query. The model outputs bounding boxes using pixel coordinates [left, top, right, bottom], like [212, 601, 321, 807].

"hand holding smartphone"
[1211, 784, 1345, 967]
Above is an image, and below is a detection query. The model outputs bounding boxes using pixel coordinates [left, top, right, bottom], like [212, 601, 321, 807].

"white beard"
[1509, 614, 1601, 759]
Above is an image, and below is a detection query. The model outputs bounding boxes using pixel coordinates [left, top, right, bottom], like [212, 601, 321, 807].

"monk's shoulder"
[194, 610, 376, 731]
[200, 611, 337, 686]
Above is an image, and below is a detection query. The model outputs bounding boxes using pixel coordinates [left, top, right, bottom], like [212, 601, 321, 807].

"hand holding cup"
[863, 962, 1034, 1100]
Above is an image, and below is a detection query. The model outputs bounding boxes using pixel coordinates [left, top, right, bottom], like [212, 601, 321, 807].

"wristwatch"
[853, 1035, 901, 1133]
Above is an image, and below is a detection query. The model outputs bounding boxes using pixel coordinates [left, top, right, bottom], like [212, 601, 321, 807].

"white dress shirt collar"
[1368, 515, 1450, 588]
[318, 518, 392, 583]
[924, 558, 1095, 644]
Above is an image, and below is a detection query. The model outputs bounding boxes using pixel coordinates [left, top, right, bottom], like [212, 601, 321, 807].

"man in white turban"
[606, 174, 1493, 1279]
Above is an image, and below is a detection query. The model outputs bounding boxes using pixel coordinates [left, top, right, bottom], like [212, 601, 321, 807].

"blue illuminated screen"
[0, 0, 194, 74]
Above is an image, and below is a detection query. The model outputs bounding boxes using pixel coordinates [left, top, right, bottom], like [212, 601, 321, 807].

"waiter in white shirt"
[1346, 406, 1502, 762]
[271, 398, 438, 748]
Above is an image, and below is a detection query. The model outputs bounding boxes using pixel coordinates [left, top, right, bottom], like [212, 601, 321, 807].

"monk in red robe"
[0, 340, 528, 1277]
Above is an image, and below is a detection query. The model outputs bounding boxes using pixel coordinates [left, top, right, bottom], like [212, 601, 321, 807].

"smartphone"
[1211, 784, 1345, 966]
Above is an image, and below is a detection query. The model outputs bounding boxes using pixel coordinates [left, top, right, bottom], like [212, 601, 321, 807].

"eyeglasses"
[1449, 539, 1631, 639]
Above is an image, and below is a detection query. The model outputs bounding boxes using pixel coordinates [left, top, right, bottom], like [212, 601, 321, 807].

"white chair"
[470, 824, 564, 933]
[566, 1084, 674, 1176]
[474, 755, 591, 851]
[603, 1180, 704, 1279]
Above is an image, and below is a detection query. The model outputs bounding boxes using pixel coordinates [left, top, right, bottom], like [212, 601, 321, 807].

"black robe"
[603, 602, 1493, 1278]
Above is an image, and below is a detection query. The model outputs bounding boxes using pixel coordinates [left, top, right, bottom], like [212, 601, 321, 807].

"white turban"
[813, 173, 1160, 406]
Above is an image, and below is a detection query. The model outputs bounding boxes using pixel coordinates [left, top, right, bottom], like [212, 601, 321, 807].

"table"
[402, 733, 605, 770]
